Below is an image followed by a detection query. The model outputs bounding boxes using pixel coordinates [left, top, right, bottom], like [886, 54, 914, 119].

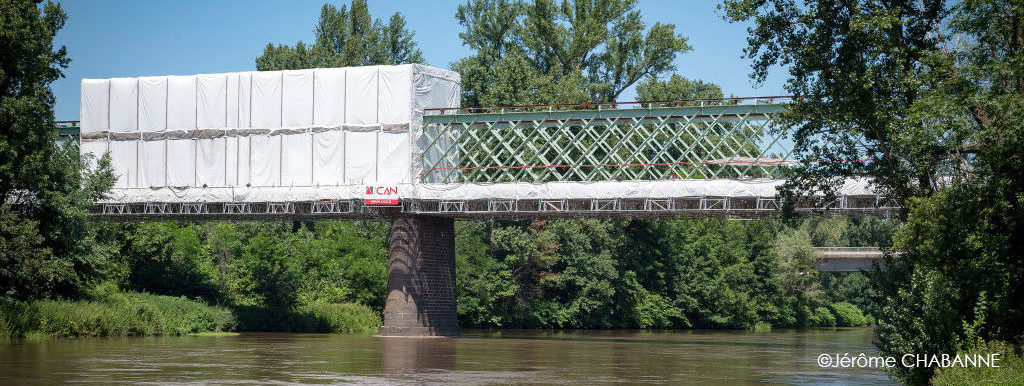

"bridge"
[79, 96, 896, 221]
[814, 247, 886, 272]
[74, 65, 895, 337]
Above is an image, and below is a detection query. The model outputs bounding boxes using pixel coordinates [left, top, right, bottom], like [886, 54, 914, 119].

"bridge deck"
[92, 179, 897, 221]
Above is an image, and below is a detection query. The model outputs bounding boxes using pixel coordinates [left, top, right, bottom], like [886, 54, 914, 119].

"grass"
[186, 331, 241, 337]
[932, 341, 1024, 386]
[0, 292, 236, 342]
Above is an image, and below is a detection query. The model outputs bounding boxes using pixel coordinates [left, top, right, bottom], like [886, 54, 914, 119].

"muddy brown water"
[0, 329, 892, 384]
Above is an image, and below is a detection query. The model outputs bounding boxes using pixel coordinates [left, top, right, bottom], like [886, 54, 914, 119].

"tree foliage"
[635, 74, 724, 102]
[255, 0, 423, 71]
[725, 0, 1024, 383]
[453, 0, 691, 106]
[0, 0, 114, 300]
[455, 218, 892, 330]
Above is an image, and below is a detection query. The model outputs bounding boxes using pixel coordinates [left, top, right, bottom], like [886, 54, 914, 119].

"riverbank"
[931, 341, 1024, 385]
[0, 292, 381, 342]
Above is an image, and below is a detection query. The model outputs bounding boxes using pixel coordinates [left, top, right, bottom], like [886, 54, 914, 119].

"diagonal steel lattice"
[419, 97, 795, 183]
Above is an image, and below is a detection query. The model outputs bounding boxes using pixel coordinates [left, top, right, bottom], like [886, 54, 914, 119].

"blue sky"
[52, 0, 787, 120]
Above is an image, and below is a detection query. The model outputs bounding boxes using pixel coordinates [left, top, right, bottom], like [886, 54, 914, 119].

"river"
[0, 329, 892, 384]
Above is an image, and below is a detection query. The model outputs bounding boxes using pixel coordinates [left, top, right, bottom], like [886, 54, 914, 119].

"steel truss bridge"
[67, 97, 898, 220]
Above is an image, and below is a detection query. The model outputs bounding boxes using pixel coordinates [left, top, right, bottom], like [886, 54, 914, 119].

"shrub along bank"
[0, 292, 381, 342]
[0, 292, 235, 341]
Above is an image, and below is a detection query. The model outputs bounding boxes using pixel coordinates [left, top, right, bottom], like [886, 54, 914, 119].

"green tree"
[725, 0, 1024, 382]
[635, 74, 724, 102]
[255, 0, 423, 71]
[0, 0, 114, 300]
[722, 0, 956, 204]
[453, 0, 691, 106]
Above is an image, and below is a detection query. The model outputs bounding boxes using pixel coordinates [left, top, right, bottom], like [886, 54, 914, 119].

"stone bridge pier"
[379, 214, 460, 337]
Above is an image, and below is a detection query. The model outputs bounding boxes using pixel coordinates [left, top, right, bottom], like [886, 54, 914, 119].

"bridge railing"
[419, 97, 795, 184]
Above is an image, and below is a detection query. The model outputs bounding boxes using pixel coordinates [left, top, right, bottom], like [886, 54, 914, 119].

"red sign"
[363, 185, 399, 205]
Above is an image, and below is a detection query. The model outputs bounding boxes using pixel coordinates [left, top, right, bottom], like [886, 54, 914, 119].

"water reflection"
[0, 329, 893, 384]
[382, 337, 457, 374]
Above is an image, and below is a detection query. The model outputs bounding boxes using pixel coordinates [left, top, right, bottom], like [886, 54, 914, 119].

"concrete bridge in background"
[814, 247, 886, 272]
[66, 96, 898, 337]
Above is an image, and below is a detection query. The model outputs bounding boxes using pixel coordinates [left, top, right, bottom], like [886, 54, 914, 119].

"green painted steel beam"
[423, 103, 787, 126]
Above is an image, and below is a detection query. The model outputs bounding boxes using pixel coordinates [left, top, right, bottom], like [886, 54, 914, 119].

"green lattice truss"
[419, 99, 793, 183]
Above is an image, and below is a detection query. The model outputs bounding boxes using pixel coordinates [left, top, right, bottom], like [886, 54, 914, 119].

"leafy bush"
[0, 292, 235, 341]
[829, 302, 867, 327]
[296, 302, 381, 334]
[632, 292, 686, 329]
[750, 321, 772, 333]
[234, 302, 381, 334]
[809, 306, 836, 327]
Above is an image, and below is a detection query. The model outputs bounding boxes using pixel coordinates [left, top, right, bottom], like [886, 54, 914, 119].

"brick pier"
[379, 214, 460, 337]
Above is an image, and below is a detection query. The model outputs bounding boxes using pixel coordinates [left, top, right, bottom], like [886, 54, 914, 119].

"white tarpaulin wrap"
[108, 78, 137, 132]
[82, 64, 460, 192]
[249, 135, 281, 187]
[313, 68, 345, 127]
[80, 79, 109, 133]
[252, 72, 281, 128]
[377, 132, 410, 182]
[139, 140, 166, 187]
[197, 137, 226, 187]
[282, 70, 313, 128]
[198, 74, 227, 128]
[281, 132, 312, 186]
[313, 130, 345, 186]
[167, 76, 197, 130]
[138, 77, 167, 131]
[379, 65, 412, 124]
[109, 140, 137, 188]
[237, 72, 253, 128]
[345, 66, 379, 124]
[233, 136, 251, 187]
[166, 139, 195, 187]
[226, 73, 240, 128]
[344, 131, 376, 184]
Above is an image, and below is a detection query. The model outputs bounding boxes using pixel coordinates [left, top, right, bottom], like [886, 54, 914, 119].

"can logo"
[364, 185, 399, 205]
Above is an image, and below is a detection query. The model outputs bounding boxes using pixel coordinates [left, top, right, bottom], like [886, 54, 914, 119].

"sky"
[51, 0, 788, 120]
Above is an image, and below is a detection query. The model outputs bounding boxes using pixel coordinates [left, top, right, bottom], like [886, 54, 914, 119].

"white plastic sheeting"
[167, 139, 195, 187]
[108, 78, 137, 132]
[108, 140, 137, 188]
[313, 68, 345, 127]
[377, 132, 410, 182]
[139, 77, 167, 131]
[167, 76, 197, 130]
[198, 74, 227, 128]
[379, 66, 412, 124]
[80, 79, 109, 133]
[252, 72, 282, 128]
[345, 66, 379, 124]
[236, 72, 253, 128]
[81, 64, 461, 192]
[97, 179, 880, 204]
[249, 135, 281, 186]
[313, 130, 345, 185]
[282, 70, 313, 127]
[196, 138, 226, 187]
[281, 133, 312, 186]
[139, 140, 166, 187]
